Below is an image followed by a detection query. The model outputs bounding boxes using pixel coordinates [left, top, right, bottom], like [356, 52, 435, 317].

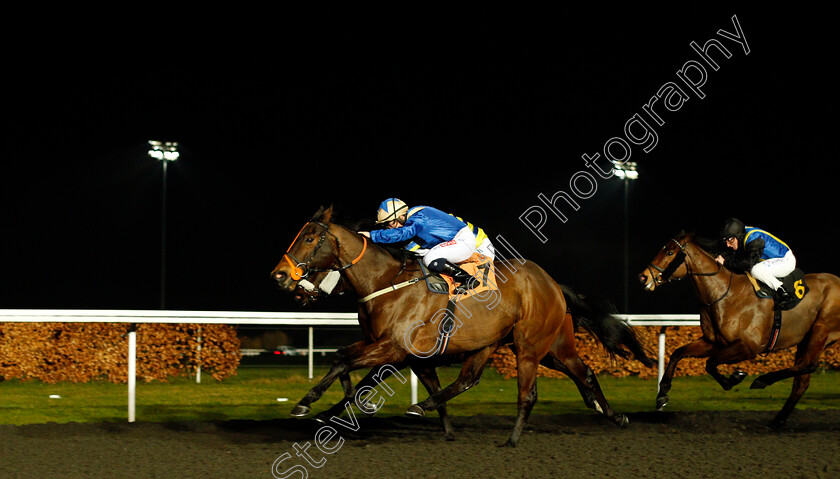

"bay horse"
[639, 232, 840, 428]
[272, 206, 654, 446]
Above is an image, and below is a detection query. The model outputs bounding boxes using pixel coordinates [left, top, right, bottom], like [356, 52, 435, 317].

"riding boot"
[775, 285, 793, 308]
[428, 259, 479, 292]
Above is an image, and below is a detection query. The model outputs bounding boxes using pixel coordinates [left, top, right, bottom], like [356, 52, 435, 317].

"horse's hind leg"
[411, 365, 456, 440]
[407, 345, 497, 416]
[750, 332, 827, 390]
[543, 352, 628, 427]
[541, 329, 628, 427]
[503, 350, 538, 448]
[769, 373, 811, 429]
[540, 355, 595, 408]
[753, 332, 828, 428]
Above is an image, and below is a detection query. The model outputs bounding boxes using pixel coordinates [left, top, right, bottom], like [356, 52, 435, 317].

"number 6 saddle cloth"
[746, 268, 808, 311]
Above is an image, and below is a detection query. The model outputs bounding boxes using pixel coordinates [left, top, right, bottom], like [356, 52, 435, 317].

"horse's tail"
[559, 284, 655, 368]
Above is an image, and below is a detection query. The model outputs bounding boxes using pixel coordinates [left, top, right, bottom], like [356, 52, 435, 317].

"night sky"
[4, 6, 836, 316]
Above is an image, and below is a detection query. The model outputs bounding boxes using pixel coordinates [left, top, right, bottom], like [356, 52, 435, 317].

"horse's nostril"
[639, 274, 648, 284]
[274, 272, 286, 281]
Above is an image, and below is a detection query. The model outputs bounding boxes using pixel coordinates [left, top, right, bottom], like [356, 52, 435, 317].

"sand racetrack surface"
[2, 410, 839, 478]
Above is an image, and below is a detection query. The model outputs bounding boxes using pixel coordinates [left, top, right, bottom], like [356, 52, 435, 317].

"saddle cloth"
[746, 268, 808, 311]
[419, 253, 497, 301]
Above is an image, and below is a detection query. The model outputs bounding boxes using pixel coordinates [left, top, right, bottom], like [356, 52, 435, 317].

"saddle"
[416, 254, 498, 356]
[745, 268, 808, 355]
[745, 268, 808, 311]
[418, 253, 497, 301]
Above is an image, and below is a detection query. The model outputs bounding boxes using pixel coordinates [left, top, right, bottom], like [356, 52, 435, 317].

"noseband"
[282, 221, 367, 281]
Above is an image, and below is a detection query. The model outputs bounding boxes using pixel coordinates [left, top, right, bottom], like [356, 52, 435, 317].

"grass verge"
[1, 367, 838, 425]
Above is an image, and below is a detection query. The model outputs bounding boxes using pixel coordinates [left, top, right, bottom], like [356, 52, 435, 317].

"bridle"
[646, 238, 732, 306]
[281, 220, 367, 281]
[279, 219, 427, 304]
[646, 239, 689, 285]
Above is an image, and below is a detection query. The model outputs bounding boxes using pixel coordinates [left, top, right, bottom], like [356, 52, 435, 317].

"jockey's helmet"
[376, 198, 408, 224]
[719, 217, 746, 242]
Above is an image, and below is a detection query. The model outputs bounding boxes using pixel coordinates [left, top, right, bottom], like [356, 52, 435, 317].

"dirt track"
[2, 410, 838, 479]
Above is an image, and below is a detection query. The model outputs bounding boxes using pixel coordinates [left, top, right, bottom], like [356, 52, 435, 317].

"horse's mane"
[692, 235, 725, 256]
[684, 231, 739, 273]
[314, 206, 417, 264]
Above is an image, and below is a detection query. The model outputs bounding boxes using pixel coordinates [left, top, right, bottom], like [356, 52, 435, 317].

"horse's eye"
[667, 251, 674, 256]
[305, 237, 314, 243]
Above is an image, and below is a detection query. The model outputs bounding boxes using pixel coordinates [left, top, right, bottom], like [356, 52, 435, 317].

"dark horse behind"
[271, 206, 653, 446]
[640, 232, 840, 428]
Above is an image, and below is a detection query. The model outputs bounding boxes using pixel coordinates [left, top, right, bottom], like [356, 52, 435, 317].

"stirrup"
[775, 286, 793, 308]
[430, 260, 478, 291]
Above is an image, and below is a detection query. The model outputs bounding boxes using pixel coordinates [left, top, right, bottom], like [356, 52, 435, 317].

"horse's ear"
[311, 206, 325, 222]
[311, 205, 334, 223]
[322, 204, 334, 222]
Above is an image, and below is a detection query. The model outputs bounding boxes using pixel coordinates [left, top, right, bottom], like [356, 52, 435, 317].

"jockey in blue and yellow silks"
[715, 217, 796, 305]
[359, 198, 495, 290]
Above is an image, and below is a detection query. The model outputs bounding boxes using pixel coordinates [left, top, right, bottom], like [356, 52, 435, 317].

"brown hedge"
[488, 326, 840, 380]
[0, 323, 240, 383]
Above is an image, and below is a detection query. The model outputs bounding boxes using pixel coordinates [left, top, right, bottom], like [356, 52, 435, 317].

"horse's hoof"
[750, 378, 768, 390]
[721, 370, 748, 390]
[405, 404, 425, 417]
[656, 394, 669, 411]
[313, 414, 328, 424]
[290, 404, 311, 417]
[499, 439, 517, 448]
[725, 370, 747, 390]
[614, 414, 630, 427]
[767, 419, 785, 431]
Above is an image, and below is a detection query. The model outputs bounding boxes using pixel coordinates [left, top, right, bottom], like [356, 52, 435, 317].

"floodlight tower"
[148, 141, 179, 309]
[613, 160, 638, 314]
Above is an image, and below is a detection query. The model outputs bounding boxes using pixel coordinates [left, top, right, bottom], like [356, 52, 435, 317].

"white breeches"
[421, 226, 495, 267]
[750, 251, 796, 290]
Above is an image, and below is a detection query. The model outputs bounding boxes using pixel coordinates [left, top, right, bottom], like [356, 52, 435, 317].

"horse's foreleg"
[704, 340, 754, 391]
[411, 364, 455, 440]
[312, 367, 390, 423]
[290, 341, 364, 417]
[407, 345, 497, 416]
[657, 338, 715, 410]
[291, 340, 404, 417]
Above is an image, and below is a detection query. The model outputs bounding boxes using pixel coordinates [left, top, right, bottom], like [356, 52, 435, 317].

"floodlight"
[148, 140, 179, 162]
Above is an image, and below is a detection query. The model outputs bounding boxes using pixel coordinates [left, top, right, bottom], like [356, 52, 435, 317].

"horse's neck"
[333, 225, 405, 298]
[685, 242, 736, 307]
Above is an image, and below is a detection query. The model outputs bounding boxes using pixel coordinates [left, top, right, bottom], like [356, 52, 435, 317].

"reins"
[647, 238, 732, 306]
[358, 255, 431, 303]
[358, 275, 429, 303]
[283, 219, 430, 303]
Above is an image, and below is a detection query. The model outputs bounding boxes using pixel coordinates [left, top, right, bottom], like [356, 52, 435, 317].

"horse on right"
[639, 232, 840, 428]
